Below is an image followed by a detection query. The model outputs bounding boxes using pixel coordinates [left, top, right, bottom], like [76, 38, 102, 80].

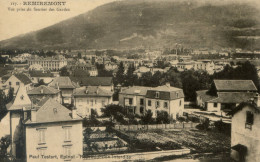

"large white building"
[119, 83, 184, 119]
[28, 55, 67, 71]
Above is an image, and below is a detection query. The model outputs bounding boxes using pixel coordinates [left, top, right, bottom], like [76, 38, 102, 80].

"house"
[105, 62, 118, 71]
[4, 73, 32, 94]
[119, 83, 185, 119]
[7, 85, 32, 158]
[228, 94, 260, 162]
[145, 84, 184, 119]
[196, 80, 258, 113]
[29, 70, 54, 84]
[119, 86, 152, 116]
[27, 85, 61, 103]
[70, 77, 114, 92]
[48, 77, 78, 104]
[24, 98, 83, 162]
[73, 86, 113, 117]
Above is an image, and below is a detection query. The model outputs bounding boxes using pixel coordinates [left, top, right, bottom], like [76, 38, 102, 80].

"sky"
[0, 0, 116, 41]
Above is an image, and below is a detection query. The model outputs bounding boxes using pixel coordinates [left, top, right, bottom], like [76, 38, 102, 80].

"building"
[119, 86, 152, 116]
[70, 77, 114, 92]
[29, 70, 54, 84]
[196, 80, 258, 113]
[7, 85, 32, 158]
[73, 86, 113, 117]
[48, 77, 78, 104]
[228, 94, 260, 162]
[4, 73, 32, 94]
[24, 98, 83, 162]
[27, 85, 61, 103]
[28, 55, 67, 71]
[105, 62, 118, 71]
[119, 83, 184, 119]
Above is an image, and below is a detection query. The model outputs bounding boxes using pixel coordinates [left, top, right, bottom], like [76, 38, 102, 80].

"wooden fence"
[114, 122, 199, 131]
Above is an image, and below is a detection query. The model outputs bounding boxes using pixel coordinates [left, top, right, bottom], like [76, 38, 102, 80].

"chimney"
[72, 107, 77, 119]
[31, 106, 37, 122]
[254, 93, 260, 107]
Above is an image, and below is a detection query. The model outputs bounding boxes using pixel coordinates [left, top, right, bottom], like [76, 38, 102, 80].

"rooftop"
[74, 86, 113, 97]
[207, 92, 256, 103]
[214, 80, 257, 91]
[49, 77, 77, 89]
[70, 77, 113, 86]
[13, 73, 32, 85]
[27, 85, 60, 95]
[25, 98, 82, 124]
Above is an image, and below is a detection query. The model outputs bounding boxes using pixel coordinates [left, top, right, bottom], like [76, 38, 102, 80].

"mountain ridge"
[1, 0, 260, 50]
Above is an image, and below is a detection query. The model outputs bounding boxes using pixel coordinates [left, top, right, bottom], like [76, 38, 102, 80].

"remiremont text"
[23, 1, 66, 6]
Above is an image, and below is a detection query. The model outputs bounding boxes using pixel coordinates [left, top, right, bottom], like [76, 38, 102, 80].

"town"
[1, 0, 260, 161]
[0, 46, 259, 162]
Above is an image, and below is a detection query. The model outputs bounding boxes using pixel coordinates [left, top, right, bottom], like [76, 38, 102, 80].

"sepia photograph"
[0, 0, 260, 161]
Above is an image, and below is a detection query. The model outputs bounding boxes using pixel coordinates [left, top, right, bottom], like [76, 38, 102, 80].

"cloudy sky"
[0, 0, 115, 41]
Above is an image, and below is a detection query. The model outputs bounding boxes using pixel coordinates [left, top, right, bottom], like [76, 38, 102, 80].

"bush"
[196, 118, 210, 130]
[0, 135, 11, 160]
[214, 120, 231, 136]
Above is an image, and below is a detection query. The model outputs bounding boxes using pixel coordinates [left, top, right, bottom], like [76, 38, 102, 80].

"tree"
[181, 71, 201, 101]
[0, 90, 7, 121]
[125, 64, 136, 86]
[59, 66, 70, 76]
[101, 104, 126, 122]
[35, 79, 46, 87]
[0, 135, 11, 160]
[115, 62, 125, 86]
[156, 111, 170, 124]
[6, 87, 14, 103]
[141, 110, 154, 124]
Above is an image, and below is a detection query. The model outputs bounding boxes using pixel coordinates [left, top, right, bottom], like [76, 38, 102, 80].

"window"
[91, 100, 93, 106]
[213, 103, 217, 107]
[156, 101, 160, 108]
[179, 100, 182, 106]
[129, 98, 133, 105]
[148, 100, 151, 106]
[95, 100, 97, 105]
[37, 128, 46, 144]
[176, 92, 179, 98]
[245, 111, 254, 130]
[164, 102, 168, 108]
[156, 92, 159, 98]
[63, 126, 72, 142]
[9, 82, 11, 85]
[16, 82, 20, 86]
[140, 107, 144, 114]
[102, 100, 105, 107]
[140, 99, 144, 105]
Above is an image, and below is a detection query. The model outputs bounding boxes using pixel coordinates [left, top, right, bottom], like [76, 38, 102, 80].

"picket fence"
[114, 122, 199, 131]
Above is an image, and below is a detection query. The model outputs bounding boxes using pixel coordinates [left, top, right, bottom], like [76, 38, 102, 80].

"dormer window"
[20, 95, 24, 100]
[156, 92, 159, 98]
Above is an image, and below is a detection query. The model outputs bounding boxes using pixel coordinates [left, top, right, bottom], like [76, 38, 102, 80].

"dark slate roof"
[49, 77, 76, 89]
[14, 73, 32, 85]
[74, 86, 113, 97]
[70, 77, 113, 86]
[196, 90, 217, 102]
[29, 71, 54, 77]
[27, 85, 59, 95]
[214, 80, 257, 91]
[207, 92, 256, 103]
[146, 85, 184, 100]
[25, 98, 82, 124]
[228, 101, 260, 116]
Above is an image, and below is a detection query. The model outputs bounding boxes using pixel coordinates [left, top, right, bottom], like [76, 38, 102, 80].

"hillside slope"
[0, 0, 260, 50]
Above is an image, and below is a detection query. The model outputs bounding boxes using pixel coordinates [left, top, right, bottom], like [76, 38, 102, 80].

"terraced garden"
[123, 129, 230, 153]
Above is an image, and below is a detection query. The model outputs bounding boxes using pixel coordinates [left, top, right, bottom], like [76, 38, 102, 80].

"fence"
[114, 122, 199, 131]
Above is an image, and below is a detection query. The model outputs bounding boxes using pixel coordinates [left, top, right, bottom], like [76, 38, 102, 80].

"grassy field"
[123, 129, 230, 154]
